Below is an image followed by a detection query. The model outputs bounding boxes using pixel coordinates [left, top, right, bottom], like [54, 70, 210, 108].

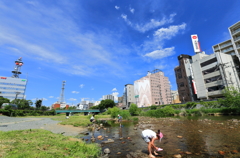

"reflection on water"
[81, 116, 240, 158]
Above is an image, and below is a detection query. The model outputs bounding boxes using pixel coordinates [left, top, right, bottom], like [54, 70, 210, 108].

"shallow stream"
[80, 116, 240, 158]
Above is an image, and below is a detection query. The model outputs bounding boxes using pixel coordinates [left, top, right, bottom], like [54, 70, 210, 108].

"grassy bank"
[52, 114, 112, 127]
[0, 129, 101, 158]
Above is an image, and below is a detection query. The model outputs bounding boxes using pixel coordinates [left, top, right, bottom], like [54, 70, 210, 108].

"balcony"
[234, 36, 240, 42]
[220, 42, 232, 49]
[232, 27, 240, 35]
[222, 47, 234, 53]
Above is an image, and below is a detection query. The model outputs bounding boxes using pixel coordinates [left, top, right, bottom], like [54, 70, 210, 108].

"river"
[81, 115, 240, 158]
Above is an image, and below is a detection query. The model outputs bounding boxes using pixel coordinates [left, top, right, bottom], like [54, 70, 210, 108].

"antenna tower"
[59, 81, 66, 104]
[12, 57, 24, 78]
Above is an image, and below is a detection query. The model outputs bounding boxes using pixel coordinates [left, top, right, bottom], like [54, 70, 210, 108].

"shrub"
[150, 105, 157, 110]
[119, 110, 131, 120]
[129, 104, 138, 116]
[110, 106, 120, 118]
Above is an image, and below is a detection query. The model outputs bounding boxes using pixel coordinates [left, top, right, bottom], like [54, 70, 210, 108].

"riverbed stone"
[173, 154, 182, 158]
[104, 148, 110, 154]
[231, 150, 238, 154]
[102, 139, 114, 144]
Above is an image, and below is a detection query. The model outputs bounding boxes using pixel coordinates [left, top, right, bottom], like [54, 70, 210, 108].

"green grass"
[0, 129, 101, 158]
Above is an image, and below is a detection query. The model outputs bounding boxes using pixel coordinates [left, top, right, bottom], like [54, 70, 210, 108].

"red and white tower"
[12, 57, 24, 78]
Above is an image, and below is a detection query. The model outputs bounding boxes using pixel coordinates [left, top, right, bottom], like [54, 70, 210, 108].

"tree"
[35, 100, 42, 109]
[98, 99, 115, 110]
[218, 87, 240, 108]
[40, 106, 48, 111]
[11, 99, 33, 109]
[0, 97, 10, 108]
[129, 103, 138, 116]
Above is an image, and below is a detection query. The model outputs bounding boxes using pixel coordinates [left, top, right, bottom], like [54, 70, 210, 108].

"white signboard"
[191, 34, 201, 53]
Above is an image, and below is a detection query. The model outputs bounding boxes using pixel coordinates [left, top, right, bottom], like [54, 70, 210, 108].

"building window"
[179, 82, 184, 87]
[176, 69, 182, 79]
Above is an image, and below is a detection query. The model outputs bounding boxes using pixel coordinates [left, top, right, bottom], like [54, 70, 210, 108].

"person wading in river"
[141, 129, 163, 158]
[90, 114, 95, 123]
[117, 114, 122, 127]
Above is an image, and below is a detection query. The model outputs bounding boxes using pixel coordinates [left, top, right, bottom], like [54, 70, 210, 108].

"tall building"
[191, 52, 239, 99]
[213, 21, 240, 81]
[102, 94, 114, 101]
[0, 57, 27, 101]
[175, 51, 240, 101]
[134, 69, 171, 107]
[123, 84, 135, 108]
[174, 54, 196, 102]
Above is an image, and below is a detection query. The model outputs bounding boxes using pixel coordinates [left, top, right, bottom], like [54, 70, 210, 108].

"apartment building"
[134, 69, 171, 107]
[102, 94, 114, 101]
[213, 21, 240, 81]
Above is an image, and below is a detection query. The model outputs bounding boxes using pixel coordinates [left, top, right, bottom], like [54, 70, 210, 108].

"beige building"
[134, 69, 171, 107]
[171, 90, 181, 104]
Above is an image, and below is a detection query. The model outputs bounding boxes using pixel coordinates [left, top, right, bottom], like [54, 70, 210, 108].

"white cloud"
[115, 6, 120, 10]
[112, 88, 117, 91]
[155, 63, 167, 70]
[42, 98, 48, 101]
[26, 1, 38, 6]
[0, 1, 127, 78]
[69, 98, 77, 101]
[129, 7, 135, 14]
[72, 91, 79, 94]
[154, 23, 186, 40]
[112, 92, 119, 102]
[144, 47, 175, 59]
[79, 84, 84, 88]
[143, 23, 186, 60]
[49, 96, 54, 98]
[121, 13, 176, 33]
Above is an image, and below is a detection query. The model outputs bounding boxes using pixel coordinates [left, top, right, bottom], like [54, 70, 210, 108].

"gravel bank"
[0, 115, 87, 136]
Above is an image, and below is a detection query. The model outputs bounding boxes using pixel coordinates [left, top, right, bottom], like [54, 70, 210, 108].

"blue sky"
[1, 0, 240, 107]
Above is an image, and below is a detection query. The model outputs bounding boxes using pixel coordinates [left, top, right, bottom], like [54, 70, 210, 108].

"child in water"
[141, 129, 163, 158]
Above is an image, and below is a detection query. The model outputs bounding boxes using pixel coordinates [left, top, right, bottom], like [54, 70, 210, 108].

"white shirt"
[90, 116, 94, 120]
[142, 129, 156, 139]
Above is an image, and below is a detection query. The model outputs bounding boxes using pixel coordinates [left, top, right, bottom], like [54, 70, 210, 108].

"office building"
[122, 84, 135, 108]
[134, 69, 171, 107]
[175, 51, 240, 101]
[174, 54, 196, 102]
[0, 57, 27, 101]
